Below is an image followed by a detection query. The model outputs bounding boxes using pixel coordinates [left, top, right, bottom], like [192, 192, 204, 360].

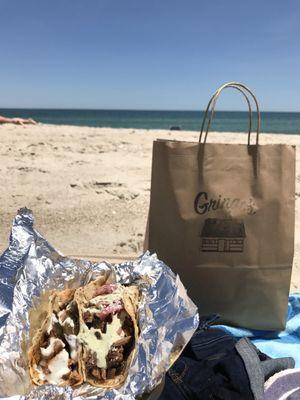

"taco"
[75, 279, 139, 388]
[28, 288, 83, 386]
[28, 279, 139, 389]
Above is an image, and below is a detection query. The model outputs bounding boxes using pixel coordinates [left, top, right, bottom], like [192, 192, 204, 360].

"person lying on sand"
[0, 115, 37, 126]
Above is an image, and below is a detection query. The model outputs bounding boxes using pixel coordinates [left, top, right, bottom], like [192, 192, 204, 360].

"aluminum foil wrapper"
[0, 209, 198, 400]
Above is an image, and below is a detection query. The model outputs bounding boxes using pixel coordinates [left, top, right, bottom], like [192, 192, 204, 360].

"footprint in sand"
[14, 166, 49, 174]
[90, 181, 124, 188]
[69, 160, 89, 166]
[116, 236, 143, 253]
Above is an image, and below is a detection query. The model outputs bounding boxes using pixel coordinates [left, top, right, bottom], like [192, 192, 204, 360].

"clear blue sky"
[1, 0, 300, 111]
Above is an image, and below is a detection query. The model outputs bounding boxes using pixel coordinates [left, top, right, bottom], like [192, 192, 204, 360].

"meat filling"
[36, 299, 81, 385]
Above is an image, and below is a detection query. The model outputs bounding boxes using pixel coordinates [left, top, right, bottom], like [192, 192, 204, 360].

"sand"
[0, 123, 299, 292]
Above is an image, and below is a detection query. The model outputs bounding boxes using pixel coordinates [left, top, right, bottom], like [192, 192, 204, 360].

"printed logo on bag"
[200, 218, 246, 253]
[194, 192, 257, 216]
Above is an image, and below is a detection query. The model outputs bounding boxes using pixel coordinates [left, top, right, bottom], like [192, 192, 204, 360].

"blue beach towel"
[216, 294, 300, 367]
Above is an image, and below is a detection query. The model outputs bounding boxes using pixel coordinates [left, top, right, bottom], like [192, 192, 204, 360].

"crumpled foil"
[0, 208, 199, 400]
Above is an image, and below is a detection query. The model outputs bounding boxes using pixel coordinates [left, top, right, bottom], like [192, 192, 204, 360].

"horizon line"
[0, 107, 300, 113]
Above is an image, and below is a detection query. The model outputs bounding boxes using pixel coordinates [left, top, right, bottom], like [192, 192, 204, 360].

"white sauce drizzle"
[78, 313, 125, 369]
[46, 349, 70, 384]
[62, 317, 75, 329]
[65, 334, 79, 361]
[37, 349, 70, 385]
[40, 337, 64, 358]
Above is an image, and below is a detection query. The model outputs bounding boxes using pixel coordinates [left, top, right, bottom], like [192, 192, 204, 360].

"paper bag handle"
[199, 82, 261, 145]
[202, 84, 253, 142]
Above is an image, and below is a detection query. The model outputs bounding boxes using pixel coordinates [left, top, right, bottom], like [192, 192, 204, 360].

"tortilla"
[28, 288, 83, 387]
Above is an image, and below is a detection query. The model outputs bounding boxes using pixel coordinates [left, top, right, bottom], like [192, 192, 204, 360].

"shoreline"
[0, 124, 299, 292]
[2, 122, 300, 136]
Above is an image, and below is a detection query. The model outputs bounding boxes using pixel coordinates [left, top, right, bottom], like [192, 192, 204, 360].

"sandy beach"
[0, 123, 299, 292]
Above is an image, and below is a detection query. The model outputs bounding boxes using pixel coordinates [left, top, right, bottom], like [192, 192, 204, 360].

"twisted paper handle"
[199, 82, 261, 145]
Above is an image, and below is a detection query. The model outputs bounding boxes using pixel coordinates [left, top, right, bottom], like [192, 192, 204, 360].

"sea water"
[1, 109, 300, 134]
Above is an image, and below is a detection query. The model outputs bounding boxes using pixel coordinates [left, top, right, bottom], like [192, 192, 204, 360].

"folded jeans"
[158, 316, 294, 400]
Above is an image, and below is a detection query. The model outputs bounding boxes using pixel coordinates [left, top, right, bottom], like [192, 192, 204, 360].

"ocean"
[1, 109, 300, 134]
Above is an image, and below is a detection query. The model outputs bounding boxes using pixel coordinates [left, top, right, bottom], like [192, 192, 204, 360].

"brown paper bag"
[147, 82, 295, 330]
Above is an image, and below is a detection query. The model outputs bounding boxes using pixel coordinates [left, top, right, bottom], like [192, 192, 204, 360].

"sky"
[1, 0, 300, 111]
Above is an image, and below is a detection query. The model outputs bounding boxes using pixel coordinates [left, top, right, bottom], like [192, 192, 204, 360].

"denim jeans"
[158, 315, 294, 400]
